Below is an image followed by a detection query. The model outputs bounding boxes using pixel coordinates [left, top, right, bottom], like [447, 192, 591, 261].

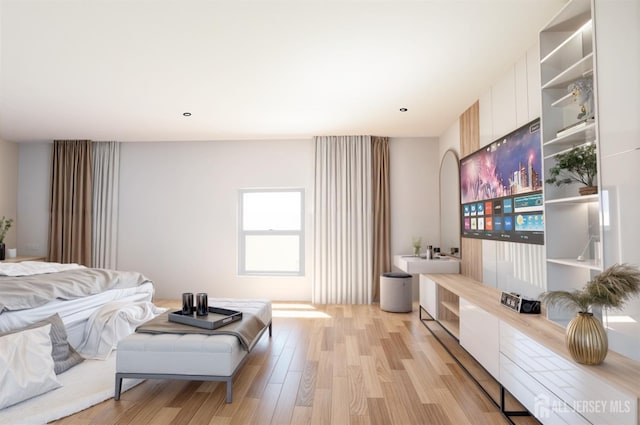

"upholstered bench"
[115, 298, 272, 403]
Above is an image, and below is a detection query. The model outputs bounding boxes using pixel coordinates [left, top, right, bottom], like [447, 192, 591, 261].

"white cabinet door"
[600, 149, 640, 361]
[419, 275, 437, 319]
[500, 353, 590, 425]
[500, 322, 637, 425]
[459, 297, 499, 379]
[594, 0, 640, 159]
[601, 148, 640, 266]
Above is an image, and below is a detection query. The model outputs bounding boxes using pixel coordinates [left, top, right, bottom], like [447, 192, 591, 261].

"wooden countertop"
[425, 273, 640, 401]
[0, 256, 46, 263]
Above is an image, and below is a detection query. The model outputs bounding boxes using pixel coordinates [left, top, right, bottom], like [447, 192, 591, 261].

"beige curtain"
[92, 142, 120, 269]
[48, 140, 93, 266]
[371, 136, 390, 302]
[313, 135, 373, 304]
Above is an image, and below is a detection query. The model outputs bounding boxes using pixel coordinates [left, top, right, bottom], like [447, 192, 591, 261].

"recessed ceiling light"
[399, 108, 408, 112]
[183, 112, 192, 117]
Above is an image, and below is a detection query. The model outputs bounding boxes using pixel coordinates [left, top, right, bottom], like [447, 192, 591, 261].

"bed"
[0, 261, 163, 424]
[0, 262, 156, 344]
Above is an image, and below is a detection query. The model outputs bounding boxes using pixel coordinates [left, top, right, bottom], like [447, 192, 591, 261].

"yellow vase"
[565, 312, 608, 365]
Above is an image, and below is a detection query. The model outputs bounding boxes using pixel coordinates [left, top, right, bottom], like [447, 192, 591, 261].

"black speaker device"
[500, 291, 541, 314]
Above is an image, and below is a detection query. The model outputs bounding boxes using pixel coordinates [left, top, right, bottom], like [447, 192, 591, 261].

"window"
[238, 189, 304, 276]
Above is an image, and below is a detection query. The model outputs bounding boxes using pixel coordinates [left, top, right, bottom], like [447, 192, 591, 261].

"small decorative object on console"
[0, 216, 13, 261]
[500, 291, 541, 314]
[411, 237, 422, 256]
[568, 78, 594, 121]
[182, 292, 194, 314]
[540, 263, 640, 364]
[196, 293, 209, 316]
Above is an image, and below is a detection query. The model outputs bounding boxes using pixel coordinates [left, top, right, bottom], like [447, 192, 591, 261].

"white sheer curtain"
[92, 142, 120, 269]
[313, 135, 373, 304]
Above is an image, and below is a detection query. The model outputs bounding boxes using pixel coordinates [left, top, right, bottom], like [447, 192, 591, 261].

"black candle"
[181, 293, 194, 315]
[196, 293, 208, 316]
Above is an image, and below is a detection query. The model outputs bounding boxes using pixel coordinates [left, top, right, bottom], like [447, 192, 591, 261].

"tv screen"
[460, 118, 544, 245]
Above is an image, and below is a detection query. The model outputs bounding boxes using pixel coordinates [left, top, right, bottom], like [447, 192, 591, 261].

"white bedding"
[0, 266, 152, 313]
[76, 301, 167, 359]
[0, 261, 85, 277]
[0, 281, 155, 348]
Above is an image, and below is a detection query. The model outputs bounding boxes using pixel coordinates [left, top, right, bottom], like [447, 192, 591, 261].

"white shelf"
[546, 258, 603, 271]
[544, 194, 598, 205]
[542, 0, 591, 34]
[542, 53, 593, 89]
[541, 19, 592, 64]
[543, 142, 588, 160]
[543, 141, 596, 160]
[542, 122, 596, 148]
[551, 91, 575, 108]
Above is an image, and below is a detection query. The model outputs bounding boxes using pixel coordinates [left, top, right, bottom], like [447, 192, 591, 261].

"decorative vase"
[579, 186, 598, 196]
[565, 312, 608, 365]
[413, 246, 420, 256]
[0, 242, 4, 261]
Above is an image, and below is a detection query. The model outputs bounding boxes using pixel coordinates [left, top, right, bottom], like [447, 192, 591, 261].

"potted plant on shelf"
[411, 237, 422, 257]
[540, 263, 640, 365]
[545, 143, 598, 196]
[0, 216, 13, 261]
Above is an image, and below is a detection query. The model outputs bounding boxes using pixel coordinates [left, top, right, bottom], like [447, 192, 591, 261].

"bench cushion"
[117, 332, 245, 376]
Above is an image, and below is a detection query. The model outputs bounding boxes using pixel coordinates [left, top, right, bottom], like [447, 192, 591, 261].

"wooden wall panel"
[459, 101, 483, 282]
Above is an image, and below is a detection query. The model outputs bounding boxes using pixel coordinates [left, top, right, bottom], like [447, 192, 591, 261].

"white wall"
[438, 43, 546, 298]
[0, 139, 18, 248]
[439, 117, 460, 161]
[17, 136, 438, 302]
[116, 139, 314, 300]
[389, 137, 440, 256]
[17, 143, 51, 257]
[389, 137, 440, 299]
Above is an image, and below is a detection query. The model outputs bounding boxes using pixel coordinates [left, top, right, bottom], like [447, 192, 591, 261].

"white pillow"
[0, 324, 62, 409]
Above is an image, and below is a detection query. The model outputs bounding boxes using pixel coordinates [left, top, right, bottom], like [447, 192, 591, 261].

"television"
[460, 118, 544, 245]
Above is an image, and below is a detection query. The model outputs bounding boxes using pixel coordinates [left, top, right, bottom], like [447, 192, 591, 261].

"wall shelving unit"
[539, 0, 603, 325]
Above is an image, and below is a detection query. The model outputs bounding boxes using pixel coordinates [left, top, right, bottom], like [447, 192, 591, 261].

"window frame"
[238, 188, 305, 276]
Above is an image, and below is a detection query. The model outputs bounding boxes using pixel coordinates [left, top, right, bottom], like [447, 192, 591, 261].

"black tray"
[168, 307, 243, 330]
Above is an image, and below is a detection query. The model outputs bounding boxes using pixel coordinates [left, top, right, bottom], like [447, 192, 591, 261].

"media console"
[420, 273, 640, 425]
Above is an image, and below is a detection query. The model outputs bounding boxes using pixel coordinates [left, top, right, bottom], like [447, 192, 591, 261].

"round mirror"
[439, 149, 461, 256]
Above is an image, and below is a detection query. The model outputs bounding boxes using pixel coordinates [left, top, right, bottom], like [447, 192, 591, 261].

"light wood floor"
[53, 301, 540, 425]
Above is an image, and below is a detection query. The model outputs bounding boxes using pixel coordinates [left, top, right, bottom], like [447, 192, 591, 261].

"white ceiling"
[0, 0, 566, 143]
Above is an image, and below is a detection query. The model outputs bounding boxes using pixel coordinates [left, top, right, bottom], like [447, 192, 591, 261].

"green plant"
[545, 144, 597, 188]
[0, 216, 13, 243]
[541, 263, 640, 312]
[412, 237, 422, 256]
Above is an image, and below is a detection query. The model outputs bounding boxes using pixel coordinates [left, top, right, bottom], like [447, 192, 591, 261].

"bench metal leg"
[115, 374, 123, 400]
